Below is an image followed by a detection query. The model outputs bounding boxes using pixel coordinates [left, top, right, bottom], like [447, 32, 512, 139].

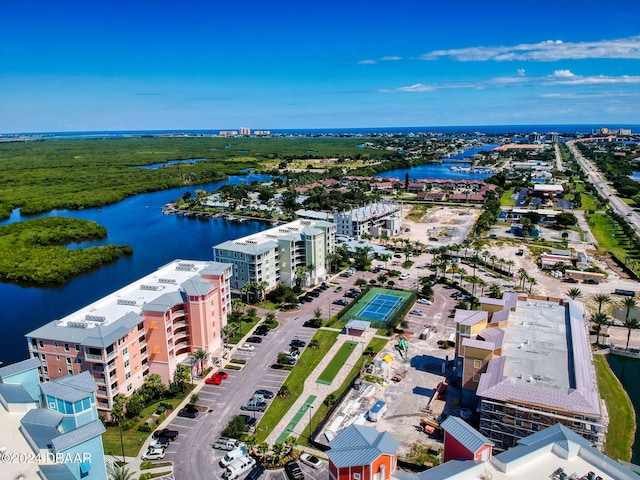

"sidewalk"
[265, 327, 376, 445]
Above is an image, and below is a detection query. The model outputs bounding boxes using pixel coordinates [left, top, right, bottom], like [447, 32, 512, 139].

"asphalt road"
[566, 139, 640, 234]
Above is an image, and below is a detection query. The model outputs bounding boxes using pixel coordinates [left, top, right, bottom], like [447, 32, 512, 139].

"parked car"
[241, 400, 267, 412]
[246, 336, 263, 343]
[255, 325, 270, 335]
[254, 389, 274, 399]
[417, 298, 432, 305]
[142, 447, 166, 461]
[339, 272, 351, 278]
[562, 278, 579, 283]
[213, 437, 243, 451]
[334, 286, 343, 293]
[583, 279, 600, 285]
[399, 273, 410, 280]
[205, 374, 223, 385]
[177, 405, 199, 419]
[299, 453, 322, 469]
[239, 414, 258, 428]
[309, 290, 321, 297]
[409, 310, 424, 316]
[152, 428, 179, 440]
[214, 371, 229, 379]
[239, 343, 255, 351]
[245, 465, 265, 480]
[290, 339, 306, 348]
[333, 299, 349, 306]
[303, 319, 322, 328]
[285, 460, 305, 480]
[149, 437, 169, 450]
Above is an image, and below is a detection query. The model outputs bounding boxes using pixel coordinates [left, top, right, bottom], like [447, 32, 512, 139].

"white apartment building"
[213, 218, 336, 292]
[333, 202, 401, 239]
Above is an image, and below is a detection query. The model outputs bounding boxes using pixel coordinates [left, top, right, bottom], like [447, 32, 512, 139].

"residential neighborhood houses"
[7, 130, 640, 480]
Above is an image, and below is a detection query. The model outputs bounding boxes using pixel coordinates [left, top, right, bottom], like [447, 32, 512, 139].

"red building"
[327, 425, 398, 480]
[441, 416, 493, 463]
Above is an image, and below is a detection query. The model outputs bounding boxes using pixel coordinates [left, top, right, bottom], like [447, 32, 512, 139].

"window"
[124, 360, 130, 368]
[473, 360, 482, 369]
[64, 343, 69, 352]
[56, 356, 60, 361]
[126, 372, 131, 379]
[54, 341, 58, 348]
[126, 384, 132, 392]
[76, 358, 82, 364]
[354, 474, 361, 480]
[75, 344, 80, 352]
[473, 374, 480, 382]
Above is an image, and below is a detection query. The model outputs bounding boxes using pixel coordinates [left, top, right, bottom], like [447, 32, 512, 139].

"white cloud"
[379, 56, 402, 61]
[358, 59, 377, 65]
[517, 68, 526, 77]
[550, 69, 576, 78]
[419, 36, 640, 62]
[384, 70, 640, 93]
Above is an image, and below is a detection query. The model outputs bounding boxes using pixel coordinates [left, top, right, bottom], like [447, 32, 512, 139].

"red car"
[205, 375, 222, 385]
[214, 371, 229, 380]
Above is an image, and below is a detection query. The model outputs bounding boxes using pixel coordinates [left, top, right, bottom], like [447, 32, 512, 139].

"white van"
[223, 455, 256, 479]
[220, 446, 247, 467]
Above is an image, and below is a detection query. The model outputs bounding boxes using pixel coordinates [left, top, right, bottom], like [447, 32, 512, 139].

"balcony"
[85, 353, 105, 362]
[173, 320, 187, 328]
[170, 308, 186, 321]
[174, 329, 190, 341]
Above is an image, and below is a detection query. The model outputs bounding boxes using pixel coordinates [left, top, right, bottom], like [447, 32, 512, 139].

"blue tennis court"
[356, 293, 403, 322]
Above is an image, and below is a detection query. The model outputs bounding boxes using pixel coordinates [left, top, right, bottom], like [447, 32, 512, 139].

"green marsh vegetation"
[0, 217, 132, 284]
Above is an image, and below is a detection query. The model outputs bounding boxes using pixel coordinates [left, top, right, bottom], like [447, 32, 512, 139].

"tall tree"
[591, 312, 609, 345]
[566, 288, 583, 300]
[622, 297, 639, 349]
[593, 293, 611, 314]
[192, 349, 209, 375]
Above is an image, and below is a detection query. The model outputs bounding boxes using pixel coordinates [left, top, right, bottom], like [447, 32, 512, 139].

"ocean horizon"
[1, 123, 638, 138]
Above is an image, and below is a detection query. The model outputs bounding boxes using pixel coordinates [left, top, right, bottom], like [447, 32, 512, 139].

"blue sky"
[2, 0, 640, 132]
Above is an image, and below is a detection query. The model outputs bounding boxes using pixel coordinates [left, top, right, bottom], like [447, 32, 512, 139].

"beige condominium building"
[333, 201, 401, 239]
[454, 293, 607, 452]
[213, 218, 336, 293]
[25, 259, 231, 415]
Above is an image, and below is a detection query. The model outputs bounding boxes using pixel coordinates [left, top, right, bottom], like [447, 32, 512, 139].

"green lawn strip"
[316, 341, 358, 385]
[297, 336, 389, 448]
[593, 355, 635, 461]
[586, 213, 635, 260]
[276, 395, 317, 444]
[103, 389, 194, 457]
[254, 329, 339, 442]
[580, 193, 597, 211]
[500, 188, 516, 206]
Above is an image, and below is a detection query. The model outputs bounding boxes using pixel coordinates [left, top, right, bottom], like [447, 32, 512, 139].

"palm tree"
[505, 259, 515, 276]
[622, 297, 639, 349]
[566, 287, 583, 300]
[593, 293, 611, 314]
[591, 312, 609, 345]
[110, 394, 127, 463]
[108, 464, 135, 480]
[313, 308, 323, 321]
[517, 268, 528, 290]
[191, 349, 209, 375]
[527, 277, 537, 294]
[478, 278, 489, 296]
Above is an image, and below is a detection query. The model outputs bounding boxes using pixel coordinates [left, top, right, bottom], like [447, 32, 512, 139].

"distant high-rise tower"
[240, 127, 250, 136]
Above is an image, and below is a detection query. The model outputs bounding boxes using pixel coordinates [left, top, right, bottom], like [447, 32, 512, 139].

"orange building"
[327, 425, 398, 480]
[26, 259, 231, 416]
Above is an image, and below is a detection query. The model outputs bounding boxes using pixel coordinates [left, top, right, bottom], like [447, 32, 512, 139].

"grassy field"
[580, 193, 598, 211]
[586, 213, 640, 267]
[500, 188, 516, 206]
[593, 355, 635, 461]
[254, 329, 339, 442]
[316, 341, 359, 385]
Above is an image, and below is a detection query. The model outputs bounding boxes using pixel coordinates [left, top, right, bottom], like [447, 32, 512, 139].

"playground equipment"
[396, 338, 409, 361]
